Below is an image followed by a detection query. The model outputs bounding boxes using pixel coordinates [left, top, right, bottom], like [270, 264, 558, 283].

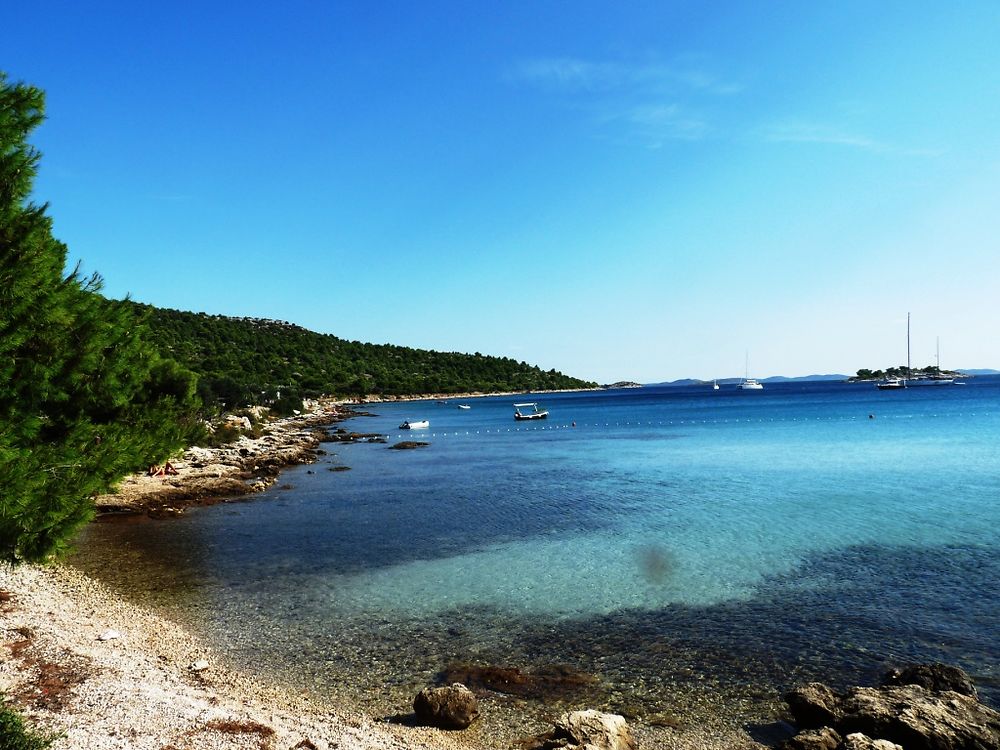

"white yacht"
[737, 353, 764, 390]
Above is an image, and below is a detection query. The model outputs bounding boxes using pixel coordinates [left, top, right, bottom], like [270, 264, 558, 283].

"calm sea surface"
[71, 378, 1000, 732]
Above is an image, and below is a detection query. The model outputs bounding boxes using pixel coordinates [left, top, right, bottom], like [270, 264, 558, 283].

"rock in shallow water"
[412, 683, 479, 729]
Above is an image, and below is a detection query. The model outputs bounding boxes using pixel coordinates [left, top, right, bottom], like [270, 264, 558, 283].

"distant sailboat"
[877, 313, 910, 390]
[909, 335, 956, 387]
[737, 352, 763, 390]
[712, 380, 720, 390]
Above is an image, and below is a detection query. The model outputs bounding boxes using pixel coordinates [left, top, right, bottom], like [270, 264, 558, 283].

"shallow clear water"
[72, 378, 1000, 725]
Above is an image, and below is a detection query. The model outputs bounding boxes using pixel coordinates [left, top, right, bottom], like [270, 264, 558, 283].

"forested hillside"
[131, 302, 596, 409]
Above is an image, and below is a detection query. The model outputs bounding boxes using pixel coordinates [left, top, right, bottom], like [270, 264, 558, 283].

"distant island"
[849, 366, 963, 382]
[603, 381, 643, 389]
[652, 374, 849, 387]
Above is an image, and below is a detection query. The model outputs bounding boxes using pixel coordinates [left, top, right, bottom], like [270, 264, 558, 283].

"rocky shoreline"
[92, 399, 364, 518]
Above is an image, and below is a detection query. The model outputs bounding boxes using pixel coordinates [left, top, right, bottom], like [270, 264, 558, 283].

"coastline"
[357, 386, 604, 404]
[0, 563, 770, 750]
[16, 394, 775, 750]
[91, 388, 597, 517]
[93, 399, 357, 517]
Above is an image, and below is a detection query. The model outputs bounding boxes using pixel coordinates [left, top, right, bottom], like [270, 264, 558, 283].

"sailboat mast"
[906, 312, 911, 382]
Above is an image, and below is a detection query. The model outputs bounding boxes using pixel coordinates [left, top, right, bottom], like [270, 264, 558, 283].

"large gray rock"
[785, 679, 1000, 750]
[786, 683, 846, 729]
[837, 685, 1000, 750]
[881, 664, 979, 699]
[558, 710, 636, 750]
[522, 710, 636, 750]
[782, 726, 842, 750]
[525, 710, 636, 750]
[412, 683, 479, 729]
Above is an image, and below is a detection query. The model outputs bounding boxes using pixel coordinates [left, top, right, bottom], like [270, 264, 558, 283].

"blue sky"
[7, 2, 1000, 382]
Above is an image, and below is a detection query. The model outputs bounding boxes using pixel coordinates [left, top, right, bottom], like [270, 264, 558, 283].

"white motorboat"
[457, 404, 471, 410]
[513, 402, 548, 421]
[399, 420, 429, 429]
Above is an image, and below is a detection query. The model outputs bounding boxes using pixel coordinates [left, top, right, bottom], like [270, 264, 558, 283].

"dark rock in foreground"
[881, 663, 979, 699]
[412, 683, 479, 729]
[783, 664, 1000, 750]
[783, 726, 842, 750]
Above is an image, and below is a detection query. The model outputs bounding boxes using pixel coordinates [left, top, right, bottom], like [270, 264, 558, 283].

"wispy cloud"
[512, 56, 741, 97]
[762, 120, 944, 157]
[509, 55, 739, 147]
[601, 104, 710, 147]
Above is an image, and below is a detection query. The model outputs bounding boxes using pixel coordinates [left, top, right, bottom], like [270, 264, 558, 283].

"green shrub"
[0, 702, 56, 750]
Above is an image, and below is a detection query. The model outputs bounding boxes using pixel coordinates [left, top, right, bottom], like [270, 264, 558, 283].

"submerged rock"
[413, 683, 479, 729]
[441, 662, 598, 699]
[389, 441, 429, 450]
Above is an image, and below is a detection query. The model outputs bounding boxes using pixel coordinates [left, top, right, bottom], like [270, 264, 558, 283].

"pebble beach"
[0, 563, 472, 750]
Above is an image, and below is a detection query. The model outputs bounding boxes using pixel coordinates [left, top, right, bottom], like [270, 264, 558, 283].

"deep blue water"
[71, 377, 1000, 722]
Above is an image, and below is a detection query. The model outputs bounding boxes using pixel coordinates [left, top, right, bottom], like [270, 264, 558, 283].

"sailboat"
[876, 313, 910, 390]
[737, 352, 764, 390]
[909, 336, 956, 386]
[712, 380, 720, 390]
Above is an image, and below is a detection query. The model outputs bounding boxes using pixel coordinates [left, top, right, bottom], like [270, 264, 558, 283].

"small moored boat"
[399, 420, 429, 429]
[457, 404, 471, 410]
[514, 402, 548, 421]
[876, 377, 906, 390]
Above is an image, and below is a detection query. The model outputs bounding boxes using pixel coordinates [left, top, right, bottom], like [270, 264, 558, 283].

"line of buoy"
[385, 410, 991, 441]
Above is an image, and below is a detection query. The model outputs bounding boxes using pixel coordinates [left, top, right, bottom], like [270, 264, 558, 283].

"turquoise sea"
[72, 378, 1000, 733]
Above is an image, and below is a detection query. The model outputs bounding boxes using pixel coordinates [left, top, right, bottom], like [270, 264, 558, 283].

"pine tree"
[0, 73, 200, 564]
